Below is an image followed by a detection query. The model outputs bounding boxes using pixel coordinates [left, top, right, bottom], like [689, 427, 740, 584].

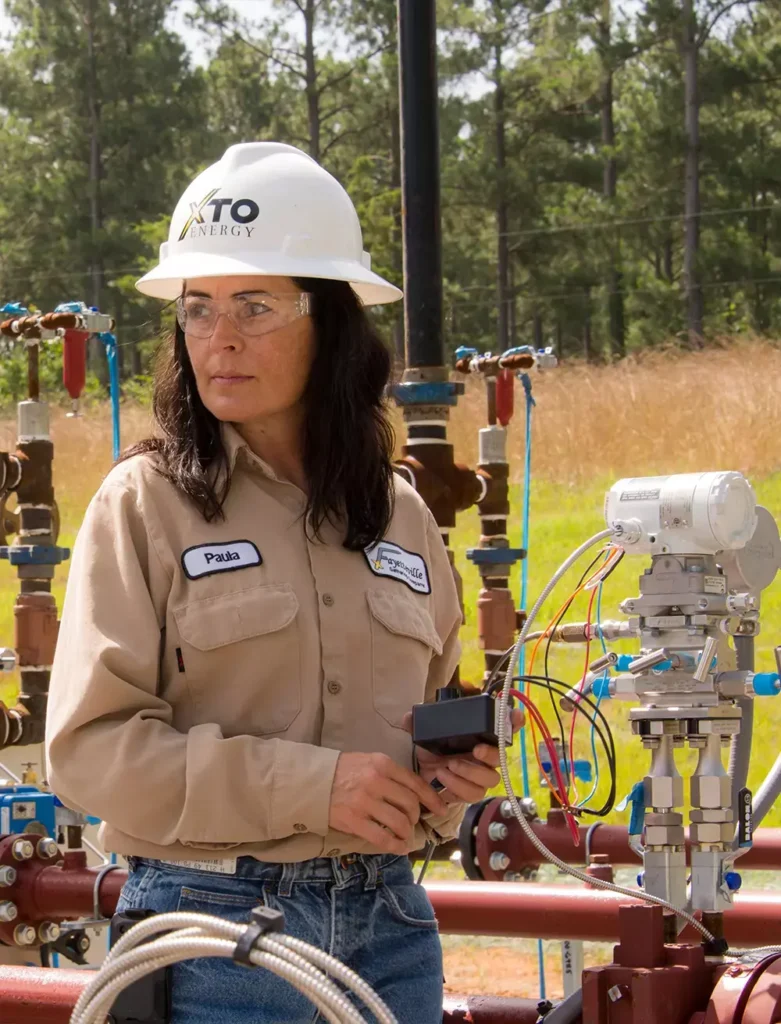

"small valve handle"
[693, 636, 719, 683]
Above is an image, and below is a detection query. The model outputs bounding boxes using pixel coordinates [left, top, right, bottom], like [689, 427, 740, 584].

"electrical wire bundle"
[69, 910, 398, 1024]
[483, 544, 623, 842]
[493, 527, 715, 941]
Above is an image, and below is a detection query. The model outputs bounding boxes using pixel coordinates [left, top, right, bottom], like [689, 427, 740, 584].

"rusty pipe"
[29, 855, 126, 920]
[468, 802, 781, 875]
[0, 967, 545, 1024]
[426, 882, 781, 947]
[0, 965, 89, 1024]
[18, 862, 781, 948]
[443, 996, 544, 1023]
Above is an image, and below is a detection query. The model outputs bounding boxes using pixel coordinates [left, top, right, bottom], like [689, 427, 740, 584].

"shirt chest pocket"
[173, 583, 301, 736]
[367, 588, 442, 729]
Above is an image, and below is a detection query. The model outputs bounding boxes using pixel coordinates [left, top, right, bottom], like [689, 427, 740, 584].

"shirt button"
[326, 848, 341, 857]
[322, 593, 335, 607]
[327, 680, 342, 695]
[293, 823, 307, 833]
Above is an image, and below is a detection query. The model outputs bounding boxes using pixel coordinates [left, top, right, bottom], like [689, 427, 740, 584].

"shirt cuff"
[271, 742, 341, 839]
[420, 802, 466, 843]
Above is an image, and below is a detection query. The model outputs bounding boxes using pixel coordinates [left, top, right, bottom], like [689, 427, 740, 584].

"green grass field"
[0, 372, 780, 830]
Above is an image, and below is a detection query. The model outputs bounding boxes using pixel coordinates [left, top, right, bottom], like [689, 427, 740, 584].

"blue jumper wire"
[513, 372, 546, 999]
[98, 332, 121, 461]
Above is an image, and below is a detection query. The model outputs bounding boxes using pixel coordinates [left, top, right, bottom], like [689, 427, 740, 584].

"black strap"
[233, 906, 285, 967]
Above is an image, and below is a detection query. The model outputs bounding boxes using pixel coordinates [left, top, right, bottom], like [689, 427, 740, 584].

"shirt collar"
[219, 421, 280, 481]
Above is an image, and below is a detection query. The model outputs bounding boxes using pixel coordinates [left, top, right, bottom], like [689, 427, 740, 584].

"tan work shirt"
[45, 423, 463, 863]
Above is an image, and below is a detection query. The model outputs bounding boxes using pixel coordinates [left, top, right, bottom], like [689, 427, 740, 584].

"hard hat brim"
[135, 250, 402, 306]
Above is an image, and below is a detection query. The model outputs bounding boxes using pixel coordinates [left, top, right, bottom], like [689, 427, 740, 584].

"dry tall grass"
[445, 338, 781, 485]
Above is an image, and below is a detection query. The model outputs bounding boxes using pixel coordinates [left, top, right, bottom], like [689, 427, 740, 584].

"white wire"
[495, 528, 715, 942]
[69, 911, 397, 1024]
[73, 935, 358, 1024]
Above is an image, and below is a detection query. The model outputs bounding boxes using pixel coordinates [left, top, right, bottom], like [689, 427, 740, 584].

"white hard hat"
[135, 142, 402, 306]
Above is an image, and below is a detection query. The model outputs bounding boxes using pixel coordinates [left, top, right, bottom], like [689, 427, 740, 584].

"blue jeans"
[115, 853, 443, 1023]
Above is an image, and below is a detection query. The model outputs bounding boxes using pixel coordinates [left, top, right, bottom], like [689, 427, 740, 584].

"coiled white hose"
[69, 911, 398, 1024]
[495, 527, 715, 942]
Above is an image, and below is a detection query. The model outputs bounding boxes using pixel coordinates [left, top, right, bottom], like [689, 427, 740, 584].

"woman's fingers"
[376, 777, 422, 827]
[369, 793, 416, 840]
[350, 816, 409, 855]
[447, 757, 500, 790]
[432, 766, 491, 805]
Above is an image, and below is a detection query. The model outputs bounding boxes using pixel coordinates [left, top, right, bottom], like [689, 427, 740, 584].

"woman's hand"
[402, 707, 525, 806]
[328, 751, 448, 854]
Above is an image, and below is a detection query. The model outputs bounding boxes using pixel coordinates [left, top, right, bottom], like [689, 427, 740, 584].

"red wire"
[567, 584, 597, 804]
[510, 689, 580, 844]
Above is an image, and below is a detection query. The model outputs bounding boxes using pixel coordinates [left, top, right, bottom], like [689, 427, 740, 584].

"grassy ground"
[3, 339, 781, 820]
[2, 341, 781, 997]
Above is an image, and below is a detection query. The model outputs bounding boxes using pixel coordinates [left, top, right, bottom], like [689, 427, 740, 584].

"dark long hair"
[122, 278, 396, 550]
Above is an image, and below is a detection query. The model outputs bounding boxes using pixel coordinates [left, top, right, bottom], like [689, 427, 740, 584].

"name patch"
[182, 540, 262, 580]
[364, 541, 430, 594]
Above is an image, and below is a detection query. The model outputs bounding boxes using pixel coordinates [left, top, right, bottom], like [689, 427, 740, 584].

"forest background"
[2, 0, 781, 396]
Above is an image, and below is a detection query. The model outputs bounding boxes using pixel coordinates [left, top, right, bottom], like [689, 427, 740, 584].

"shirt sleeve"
[418, 511, 468, 843]
[45, 468, 339, 849]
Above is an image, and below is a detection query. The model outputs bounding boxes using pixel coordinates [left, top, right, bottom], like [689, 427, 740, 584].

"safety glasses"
[176, 291, 313, 340]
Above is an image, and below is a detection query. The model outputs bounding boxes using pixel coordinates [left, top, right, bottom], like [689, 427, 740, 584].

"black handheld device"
[411, 687, 513, 757]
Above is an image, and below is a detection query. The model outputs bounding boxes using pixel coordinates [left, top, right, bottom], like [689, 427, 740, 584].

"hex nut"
[691, 775, 731, 809]
[644, 775, 684, 809]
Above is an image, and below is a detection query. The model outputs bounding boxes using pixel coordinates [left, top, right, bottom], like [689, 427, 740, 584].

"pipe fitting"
[0, 902, 17, 923]
[0, 866, 17, 887]
[13, 923, 36, 946]
[10, 838, 34, 861]
[36, 837, 59, 860]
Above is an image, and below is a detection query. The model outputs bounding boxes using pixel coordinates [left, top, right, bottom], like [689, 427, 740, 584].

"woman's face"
[181, 274, 316, 426]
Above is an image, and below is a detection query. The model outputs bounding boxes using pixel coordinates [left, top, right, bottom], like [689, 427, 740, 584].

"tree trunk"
[600, 0, 625, 358]
[682, 0, 704, 346]
[664, 235, 674, 281]
[390, 83, 404, 366]
[533, 314, 543, 350]
[304, 0, 320, 161]
[86, 0, 104, 375]
[583, 290, 593, 362]
[508, 258, 516, 345]
[494, 18, 509, 356]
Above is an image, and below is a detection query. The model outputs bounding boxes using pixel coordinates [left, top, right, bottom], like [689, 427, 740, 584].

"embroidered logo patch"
[364, 541, 430, 594]
[182, 540, 262, 580]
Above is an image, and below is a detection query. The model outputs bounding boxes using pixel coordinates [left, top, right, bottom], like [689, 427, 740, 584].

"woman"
[45, 142, 517, 1024]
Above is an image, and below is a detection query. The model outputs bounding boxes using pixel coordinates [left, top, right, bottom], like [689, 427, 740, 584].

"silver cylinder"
[479, 426, 507, 466]
[17, 399, 50, 442]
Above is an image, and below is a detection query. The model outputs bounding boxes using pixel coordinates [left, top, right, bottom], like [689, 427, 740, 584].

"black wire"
[486, 670, 617, 789]
[484, 653, 618, 817]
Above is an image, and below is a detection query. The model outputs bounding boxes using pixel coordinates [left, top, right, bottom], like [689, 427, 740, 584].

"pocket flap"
[174, 583, 298, 652]
[367, 589, 443, 656]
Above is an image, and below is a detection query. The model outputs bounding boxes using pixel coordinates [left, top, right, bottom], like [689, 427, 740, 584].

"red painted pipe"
[0, 965, 89, 1024]
[512, 819, 781, 871]
[0, 968, 543, 1024]
[21, 865, 781, 948]
[33, 855, 126, 919]
[473, 803, 781, 875]
[426, 882, 781, 947]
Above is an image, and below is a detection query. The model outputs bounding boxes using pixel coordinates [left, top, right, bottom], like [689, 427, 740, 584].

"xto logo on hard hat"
[178, 188, 261, 242]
